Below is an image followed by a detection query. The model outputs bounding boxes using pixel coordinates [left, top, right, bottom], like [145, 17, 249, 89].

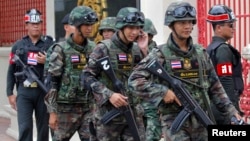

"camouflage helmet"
[164, 2, 197, 26]
[143, 18, 157, 36]
[98, 17, 117, 35]
[25, 8, 42, 23]
[69, 6, 98, 27]
[206, 5, 236, 23]
[115, 7, 145, 29]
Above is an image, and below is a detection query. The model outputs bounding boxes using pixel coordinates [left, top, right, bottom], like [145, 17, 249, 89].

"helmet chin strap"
[77, 26, 86, 39]
[120, 29, 130, 44]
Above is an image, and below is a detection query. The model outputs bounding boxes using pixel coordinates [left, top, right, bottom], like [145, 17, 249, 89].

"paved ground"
[1, 116, 248, 141]
[0, 117, 16, 141]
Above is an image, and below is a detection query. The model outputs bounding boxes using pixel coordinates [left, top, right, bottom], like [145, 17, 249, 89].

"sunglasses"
[170, 6, 196, 18]
[83, 12, 98, 23]
[119, 12, 145, 23]
[222, 22, 234, 28]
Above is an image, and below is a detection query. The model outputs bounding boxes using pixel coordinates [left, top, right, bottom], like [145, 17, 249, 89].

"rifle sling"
[100, 108, 121, 124]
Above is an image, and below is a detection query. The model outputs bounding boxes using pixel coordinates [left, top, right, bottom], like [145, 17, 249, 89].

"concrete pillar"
[0, 47, 12, 118]
[46, 0, 56, 39]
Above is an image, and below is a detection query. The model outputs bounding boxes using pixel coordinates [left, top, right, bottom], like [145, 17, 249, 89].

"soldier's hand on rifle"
[231, 112, 244, 125]
[37, 51, 46, 64]
[109, 93, 128, 108]
[163, 89, 182, 106]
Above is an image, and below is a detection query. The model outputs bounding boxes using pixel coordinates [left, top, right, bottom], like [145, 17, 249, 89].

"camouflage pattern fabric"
[140, 36, 160, 141]
[164, 2, 196, 26]
[142, 18, 161, 141]
[115, 7, 144, 29]
[148, 40, 157, 52]
[93, 104, 144, 141]
[68, 6, 98, 27]
[162, 114, 208, 141]
[143, 18, 157, 36]
[128, 34, 238, 141]
[98, 17, 117, 34]
[44, 34, 96, 141]
[143, 107, 162, 141]
[82, 32, 146, 140]
[52, 104, 91, 141]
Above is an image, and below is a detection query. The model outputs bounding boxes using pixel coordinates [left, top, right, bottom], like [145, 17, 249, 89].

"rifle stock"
[14, 54, 48, 94]
[96, 56, 141, 141]
[145, 59, 214, 134]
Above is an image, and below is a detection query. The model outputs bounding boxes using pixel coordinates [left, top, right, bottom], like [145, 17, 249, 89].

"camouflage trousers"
[143, 109, 162, 141]
[161, 114, 208, 141]
[93, 104, 146, 141]
[52, 104, 91, 141]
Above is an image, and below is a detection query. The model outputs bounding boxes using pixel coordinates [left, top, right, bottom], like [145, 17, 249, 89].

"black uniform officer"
[6, 8, 54, 141]
[206, 5, 244, 124]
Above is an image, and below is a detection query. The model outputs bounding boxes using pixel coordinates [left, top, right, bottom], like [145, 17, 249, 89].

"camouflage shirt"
[148, 40, 157, 51]
[128, 33, 238, 122]
[82, 32, 143, 106]
[45, 34, 95, 113]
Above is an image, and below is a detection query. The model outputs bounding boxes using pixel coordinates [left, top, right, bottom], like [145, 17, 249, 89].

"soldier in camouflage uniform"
[98, 17, 117, 40]
[128, 2, 243, 141]
[81, 7, 148, 141]
[141, 18, 161, 141]
[143, 18, 158, 51]
[44, 6, 98, 141]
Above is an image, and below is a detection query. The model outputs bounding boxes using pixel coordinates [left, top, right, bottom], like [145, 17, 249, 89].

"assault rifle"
[14, 54, 48, 94]
[145, 59, 214, 134]
[96, 56, 141, 141]
[231, 116, 247, 125]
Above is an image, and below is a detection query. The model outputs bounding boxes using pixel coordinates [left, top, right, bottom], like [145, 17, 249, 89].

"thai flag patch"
[71, 55, 80, 63]
[28, 58, 37, 65]
[118, 54, 127, 61]
[171, 60, 182, 69]
[27, 52, 38, 65]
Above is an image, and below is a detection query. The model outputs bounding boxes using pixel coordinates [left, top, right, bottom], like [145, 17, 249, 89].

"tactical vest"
[98, 40, 141, 94]
[16, 36, 53, 82]
[148, 40, 157, 51]
[55, 40, 95, 103]
[207, 41, 244, 93]
[157, 44, 210, 113]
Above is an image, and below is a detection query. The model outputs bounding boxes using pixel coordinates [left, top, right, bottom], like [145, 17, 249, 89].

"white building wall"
[46, 0, 56, 39]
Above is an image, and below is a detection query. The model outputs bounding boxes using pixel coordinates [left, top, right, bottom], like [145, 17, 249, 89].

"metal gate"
[198, 0, 250, 51]
[197, 0, 250, 122]
[0, 0, 46, 46]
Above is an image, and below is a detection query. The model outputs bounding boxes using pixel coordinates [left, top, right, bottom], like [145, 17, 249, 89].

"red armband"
[216, 62, 233, 76]
[9, 53, 15, 64]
